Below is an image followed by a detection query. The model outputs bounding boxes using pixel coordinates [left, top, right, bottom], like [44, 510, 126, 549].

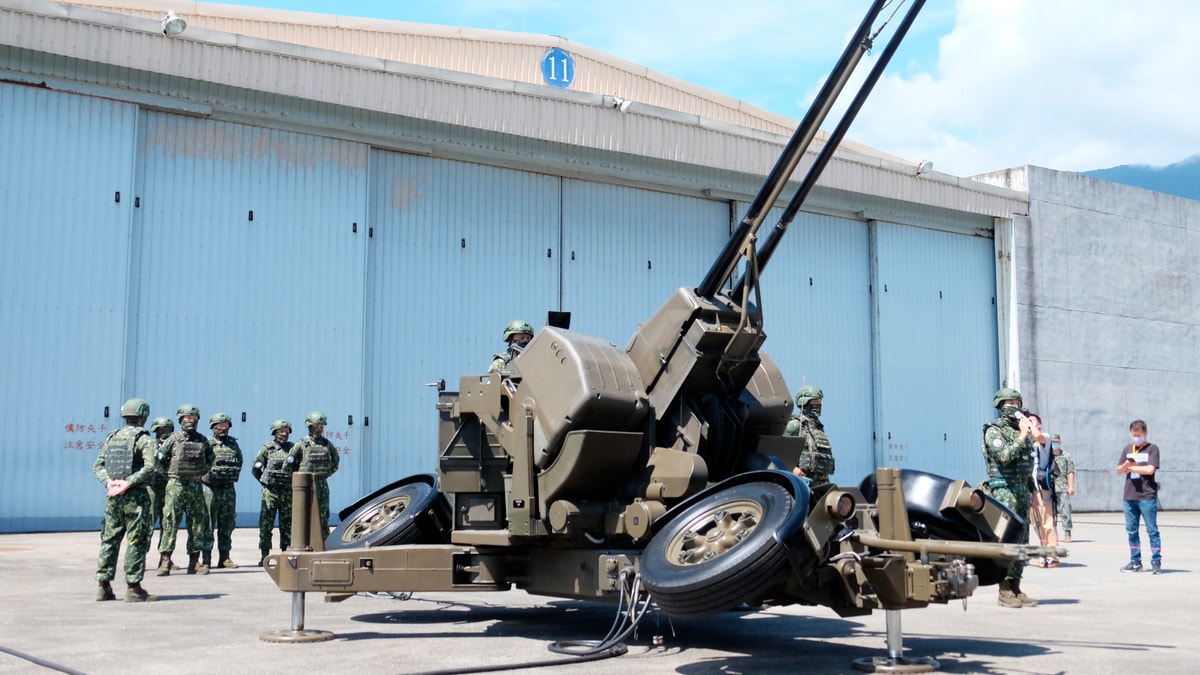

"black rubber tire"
[325, 481, 447, 550]
[640, 481, 796, 619]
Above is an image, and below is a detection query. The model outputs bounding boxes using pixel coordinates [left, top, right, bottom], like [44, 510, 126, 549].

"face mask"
[1132, 435, 1146, 445]
[1051, 443, 1060, 450]
[214, 428, 228, 438]
[181, 418, 197, 431]
[512, 336, 531, 350]
[1000, 405, 1020, 424]
[156, 431, 171, 441]
[274, 431, 290, 444]
[807, 403, 822, 417]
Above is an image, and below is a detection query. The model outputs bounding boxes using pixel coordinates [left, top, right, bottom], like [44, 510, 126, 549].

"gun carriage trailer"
[263, 0, 1064, 669]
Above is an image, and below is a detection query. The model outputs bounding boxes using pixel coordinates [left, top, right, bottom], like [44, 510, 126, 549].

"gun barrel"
[734, 0, 927, 295]
[856, 532, 1069, 561]
[696, 0, 888, 299]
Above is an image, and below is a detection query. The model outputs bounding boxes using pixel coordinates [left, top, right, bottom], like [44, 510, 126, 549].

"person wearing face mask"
[155, 404, 215, 576]
[202, 412, 243, 570]
[252, 420, 296, 566]
[1049, 434, 1076, 543]
[784, 385, 834, 487]
[490, 320, 535, 372]
[982, 387, 1039, 608]
[288, 411, 340, 537]
[1117, 420, 1162, 574]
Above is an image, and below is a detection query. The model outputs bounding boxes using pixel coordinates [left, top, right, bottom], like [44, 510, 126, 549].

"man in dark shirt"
[1117, 419, 1162, 574]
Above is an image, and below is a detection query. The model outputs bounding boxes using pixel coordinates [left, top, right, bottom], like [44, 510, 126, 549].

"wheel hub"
[667, 499, 763, 566]
[340, 494, 412, 543]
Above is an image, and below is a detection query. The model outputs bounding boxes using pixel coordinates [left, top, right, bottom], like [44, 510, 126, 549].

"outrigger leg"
[851, 610, 938, 673]
[260, 472, 336, 643]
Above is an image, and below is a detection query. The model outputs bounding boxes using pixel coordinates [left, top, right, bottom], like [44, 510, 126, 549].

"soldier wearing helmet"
[982, 386, 1039, 609]
[93, 397, 160, 602]
[252, 419, 296, 565]
[490, 320, 535, 372]
[146, 416, 175, 553]
[202, 412, 243, 570]
[783, 385, 835, 487]
[287, 411, 341, 536]
[155, 404, 215, 576]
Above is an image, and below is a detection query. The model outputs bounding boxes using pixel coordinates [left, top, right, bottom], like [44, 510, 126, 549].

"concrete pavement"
[1, 510, 1197, 674]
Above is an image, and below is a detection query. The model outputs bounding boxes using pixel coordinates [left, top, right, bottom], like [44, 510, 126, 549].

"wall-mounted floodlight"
[916, 159, 934, 176]
[162, 11, 187, 35]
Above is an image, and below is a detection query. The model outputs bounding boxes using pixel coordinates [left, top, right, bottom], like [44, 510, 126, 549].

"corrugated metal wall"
[363, 151, 561, 486]
[0, 81, 1000, 532]
[561, 181, 730, 345]
[755, 208, 877, 487]
[871, 221, 999, 480]
[0, 83, 138, 530]
[129, 112, 371, 524]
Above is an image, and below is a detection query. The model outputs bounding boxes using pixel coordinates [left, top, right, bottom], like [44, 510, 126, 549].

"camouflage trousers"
[96, 486, 152, 584]
[148, 482, 167, 548]
[160, 479, 210, 555]
[991, 482, 1032, 581]
[206, 485, 237, 553]
[258, 486, 292, 551]
[316, 478, 331, 537]
[1056, 493, 1073, 535]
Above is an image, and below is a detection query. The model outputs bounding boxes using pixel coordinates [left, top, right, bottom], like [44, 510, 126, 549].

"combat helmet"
[209, 412, 232, 429]
[150, 417, 174, 433]
[794, 385, 824, 408]
[177, 404, 200, 421]
[270, 419, 292, 433]
[502, 320, 534, 343]
[992, 387, 1022, 409]
[119, 398, 150, 419]
[305, 411, 327, 427]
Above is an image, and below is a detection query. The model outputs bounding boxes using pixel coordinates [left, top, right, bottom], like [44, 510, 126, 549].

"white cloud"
[853, 0, 1200, 175]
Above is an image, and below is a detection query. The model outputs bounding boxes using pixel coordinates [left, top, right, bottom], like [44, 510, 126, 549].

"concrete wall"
[978, 166, 1199, 511]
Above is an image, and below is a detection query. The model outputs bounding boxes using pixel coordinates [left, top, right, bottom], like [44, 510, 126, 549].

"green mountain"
[1083, 154, 1200, 201]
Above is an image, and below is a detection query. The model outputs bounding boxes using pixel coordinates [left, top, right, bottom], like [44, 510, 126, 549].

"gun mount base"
[259, 629, 336, 644]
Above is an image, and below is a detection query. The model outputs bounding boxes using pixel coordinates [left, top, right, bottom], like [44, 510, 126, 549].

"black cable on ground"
[404, 568, 653, 675]
[0, 644, 90, 675]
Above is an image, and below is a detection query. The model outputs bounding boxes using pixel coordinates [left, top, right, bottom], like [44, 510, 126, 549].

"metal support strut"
[851, 610, 938, 673]
[259, 472, 336, 643]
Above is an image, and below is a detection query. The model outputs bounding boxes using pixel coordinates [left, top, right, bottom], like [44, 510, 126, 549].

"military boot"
[125, 582, 154, 603]
[1013, 580, 1039, 607]
[186, 552, 199, 574]
[258, 548, 271, 567]
[1064, 530, 1072, 543]
[218, 551, 238, 569]
[156, 554, 173, 577]
[196, 551, 210, 575]
[97, 580, 116, 601]
[997, 579, 1022, 608]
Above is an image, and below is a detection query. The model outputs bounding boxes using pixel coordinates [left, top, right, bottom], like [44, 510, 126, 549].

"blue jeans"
[1123, 498, 1161, 564]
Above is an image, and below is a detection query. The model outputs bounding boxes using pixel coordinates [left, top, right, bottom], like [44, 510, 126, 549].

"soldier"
[1050, 434, 1076, 543]
[155, 404, 215, 576]
[783, 385, 835, 487]
[982, 387, 1039, 608]
[490, 320, 534, 372]
[252, 419, 296, 565]
[147, 416, 174, 553]
[94, 398, 160, 602]
[203, 412, 243, 570]
[288, 411, 340, 536]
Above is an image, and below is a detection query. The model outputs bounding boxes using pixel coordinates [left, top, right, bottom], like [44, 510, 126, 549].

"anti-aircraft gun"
[266, 0, 1060, 624]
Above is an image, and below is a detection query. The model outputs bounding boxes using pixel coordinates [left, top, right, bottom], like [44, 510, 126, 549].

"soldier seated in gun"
[490, 320, 534, 372]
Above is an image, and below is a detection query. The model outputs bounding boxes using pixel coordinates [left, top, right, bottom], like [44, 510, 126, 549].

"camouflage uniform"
[252, 423, 296, 555]
[94, 419, 160, 587]
[288, 415, 340, 536]
[158, 424, 215, 560]
[147, 418, 174, 551]
[783, 386, 834, 487]
[1052, 449, 1076, 539]
[490, 320, 533, 372]
[784, 412, 835, 487]
[982, 388, 1037, 607]
[204, 415, 243, 567]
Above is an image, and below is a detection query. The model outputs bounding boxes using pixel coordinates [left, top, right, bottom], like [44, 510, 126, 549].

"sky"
[209, 0, 1200, 177]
